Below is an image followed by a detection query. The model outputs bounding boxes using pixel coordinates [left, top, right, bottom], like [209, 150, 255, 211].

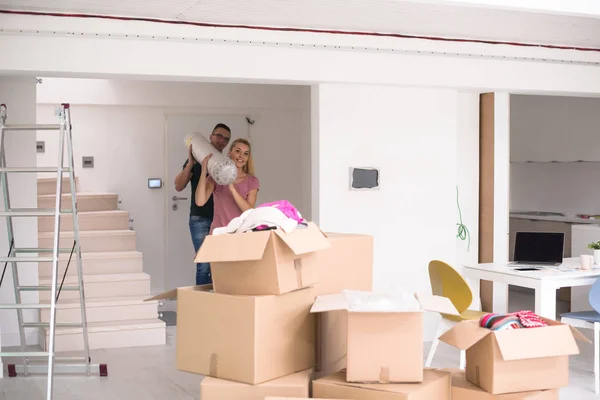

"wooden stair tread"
[38, 192, 117, 199]
[64, 250, 142, 260]
[40, 272, 150, 284]
[44, 295, 156, 308]
[43, 318, 166, 334]
[38, 229, 135, 238]
[40, 210, 128, 217]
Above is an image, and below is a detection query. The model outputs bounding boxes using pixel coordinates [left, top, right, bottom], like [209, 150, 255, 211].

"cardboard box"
[195, 222, 331, 295]
[147, 285, 316, 385]
[439, 318, 589, 394]
[446, 369, 559, 399]
[200, 368, 312, 399]
[313, 233, 374, 379]
[310, 292, 459, 383]
[314, 233, 374, 297]
[312, 370, 451, 399]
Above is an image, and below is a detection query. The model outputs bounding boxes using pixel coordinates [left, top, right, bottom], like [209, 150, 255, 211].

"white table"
[464, 257, 600, 320]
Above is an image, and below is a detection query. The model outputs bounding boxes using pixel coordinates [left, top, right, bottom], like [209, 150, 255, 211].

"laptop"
[509, 231, 565, 269]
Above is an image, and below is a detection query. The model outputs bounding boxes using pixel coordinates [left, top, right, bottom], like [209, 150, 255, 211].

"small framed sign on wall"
[349, 167, 380, 190]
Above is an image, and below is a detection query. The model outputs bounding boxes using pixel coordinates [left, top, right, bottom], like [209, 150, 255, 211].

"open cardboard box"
[310, 291, 459, 383]
[200, 368, 312, 400]
[195, 222, 331, 295]
[439, 316, 590, 394]
[312, 369, 451, 399]
[146, 285, 316, 385]
[312, 232, 374, 379]
[443, 369, 559, 400]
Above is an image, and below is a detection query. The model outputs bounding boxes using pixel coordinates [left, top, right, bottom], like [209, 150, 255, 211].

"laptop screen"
[514, 232, 565, 264]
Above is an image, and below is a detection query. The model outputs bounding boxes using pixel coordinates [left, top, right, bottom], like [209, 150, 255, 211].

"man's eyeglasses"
[212, 133, 230, 142]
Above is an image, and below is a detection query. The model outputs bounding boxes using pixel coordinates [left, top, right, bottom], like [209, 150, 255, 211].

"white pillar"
[0, 77, 39, 347]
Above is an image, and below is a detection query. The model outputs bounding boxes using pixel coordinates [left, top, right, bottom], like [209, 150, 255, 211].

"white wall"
[510, 95, 600, 214]
[36, 78, 311, 293]
[0, 77, 39, 347]
[312, 84, 479, 340]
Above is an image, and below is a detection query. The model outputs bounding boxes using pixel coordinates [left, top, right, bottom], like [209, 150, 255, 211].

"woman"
[195, 138, 260, 234]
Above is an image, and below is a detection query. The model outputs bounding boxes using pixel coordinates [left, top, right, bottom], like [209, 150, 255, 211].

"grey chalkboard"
[351, 167, 379, 189]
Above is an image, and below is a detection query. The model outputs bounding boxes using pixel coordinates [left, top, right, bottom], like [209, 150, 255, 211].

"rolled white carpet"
[184, 134, 237, 185]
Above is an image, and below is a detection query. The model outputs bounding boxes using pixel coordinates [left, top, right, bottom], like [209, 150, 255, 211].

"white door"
[165, 115, 249, 293]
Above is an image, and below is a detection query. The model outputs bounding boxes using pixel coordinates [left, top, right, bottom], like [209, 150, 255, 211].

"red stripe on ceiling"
[1, 8, 599, 53]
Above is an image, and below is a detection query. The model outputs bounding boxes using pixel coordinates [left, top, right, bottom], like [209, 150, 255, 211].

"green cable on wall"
[456, 186, 471, 252]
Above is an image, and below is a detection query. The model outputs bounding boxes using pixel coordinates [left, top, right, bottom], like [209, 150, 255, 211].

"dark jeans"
[189, 215, 212, 285]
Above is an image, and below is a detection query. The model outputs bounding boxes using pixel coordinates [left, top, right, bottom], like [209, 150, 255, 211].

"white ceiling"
[1, 0, 600, 50]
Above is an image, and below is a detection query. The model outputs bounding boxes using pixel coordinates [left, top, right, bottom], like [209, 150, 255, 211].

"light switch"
[82, 156, 94, 168]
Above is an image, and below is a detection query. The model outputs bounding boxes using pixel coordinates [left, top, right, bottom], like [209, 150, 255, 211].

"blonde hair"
[229, 138, 255, 176]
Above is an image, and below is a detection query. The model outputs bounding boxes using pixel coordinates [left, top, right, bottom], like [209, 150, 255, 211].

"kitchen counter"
[510, 211, 600, 225]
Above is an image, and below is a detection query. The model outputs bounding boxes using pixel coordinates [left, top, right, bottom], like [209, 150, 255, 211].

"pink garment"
[257, 200, 305, 224]
[208, 175, 260, 234]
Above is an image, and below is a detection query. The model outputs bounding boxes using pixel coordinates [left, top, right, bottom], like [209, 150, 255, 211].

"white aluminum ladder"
[0, 104, 107, 400]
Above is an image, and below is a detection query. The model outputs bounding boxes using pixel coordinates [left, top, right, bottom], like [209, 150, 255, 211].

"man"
[174, 123, 231, 285]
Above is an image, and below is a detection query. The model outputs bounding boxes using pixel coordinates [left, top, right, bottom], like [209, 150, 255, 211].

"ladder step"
[15, 248, 77, 254]
[0, 257, 54, 262]
[0, 167, 71, 173]
[25, 356, 88, 362]
[0, 210, 57, 217]
[18, 285, 80, 291]
[0, 304, 51, 309]
[22, 322, 83, 328]
[3, 124, 61, 131]
[11, 363, 103, 375]
[0, 351, 50, 358]
[8, 208, 74, 215]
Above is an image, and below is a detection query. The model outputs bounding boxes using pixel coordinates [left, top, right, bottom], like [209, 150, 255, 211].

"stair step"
[37, 176, 79, 196]
[39, 318, 166, 352]
[38, 230, 136, 253]
[39, 251, 143, 277]
[38, 210, 130, 232]
[39, 272, 150, 301]
[40, 296, 158, 324]
[37, 193, 118, 212]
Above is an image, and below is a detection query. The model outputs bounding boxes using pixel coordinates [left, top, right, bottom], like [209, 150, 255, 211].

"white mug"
[581, 254, 594, 270]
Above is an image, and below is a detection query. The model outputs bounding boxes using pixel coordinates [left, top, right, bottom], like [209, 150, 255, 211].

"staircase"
[36, 177, 166, 352]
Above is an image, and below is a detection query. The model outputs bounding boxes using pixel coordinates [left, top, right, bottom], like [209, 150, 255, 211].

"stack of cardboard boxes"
[309, 291, 455, 399]
[149, 222, 375, 399]
[148, 220, 588, 399]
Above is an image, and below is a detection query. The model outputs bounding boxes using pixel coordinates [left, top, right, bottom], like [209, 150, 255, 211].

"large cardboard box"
[147, 285, 316, 385]
[200, 368, 312, 399]
[313, 233, 374, 379]
[312, 370, 451, 399]
[195, 222, 330, 295]
[439, 318, 589, 394]
[446, 369, 559, 399]
[310, 292, 459, 383]
[314, 233, 374, 297]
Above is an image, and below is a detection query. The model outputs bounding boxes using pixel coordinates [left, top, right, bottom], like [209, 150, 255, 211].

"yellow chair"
[425, 260, 487, 369]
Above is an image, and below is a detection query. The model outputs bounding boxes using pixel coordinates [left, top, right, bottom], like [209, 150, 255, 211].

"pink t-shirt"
[208, 175, 260, 234]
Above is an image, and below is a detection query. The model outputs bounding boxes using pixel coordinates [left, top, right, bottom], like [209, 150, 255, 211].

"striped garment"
[479, 310, 548, 331]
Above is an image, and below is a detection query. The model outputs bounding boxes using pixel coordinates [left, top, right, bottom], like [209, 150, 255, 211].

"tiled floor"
[1, 289, 599, 399]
